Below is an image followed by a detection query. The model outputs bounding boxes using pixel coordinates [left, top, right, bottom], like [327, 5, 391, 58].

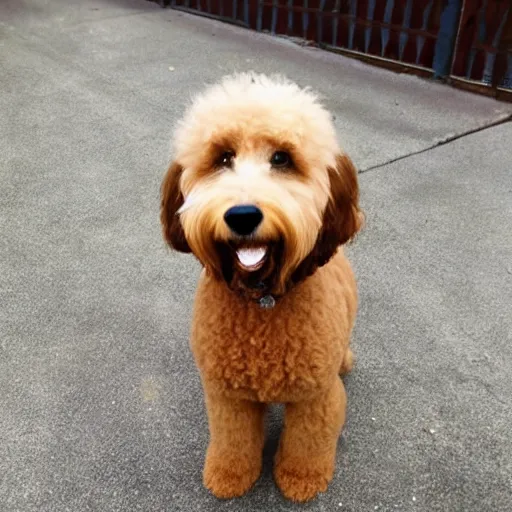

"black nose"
[224, 205, 263, 236]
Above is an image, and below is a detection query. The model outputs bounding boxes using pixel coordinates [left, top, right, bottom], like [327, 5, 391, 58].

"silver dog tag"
[259, 295, 276, 309]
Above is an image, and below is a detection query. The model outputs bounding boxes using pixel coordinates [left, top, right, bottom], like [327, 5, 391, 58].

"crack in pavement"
[359, 114, 512, 174]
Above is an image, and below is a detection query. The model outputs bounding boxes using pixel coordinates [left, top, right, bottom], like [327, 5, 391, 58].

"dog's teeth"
[236, 247, 266, 268]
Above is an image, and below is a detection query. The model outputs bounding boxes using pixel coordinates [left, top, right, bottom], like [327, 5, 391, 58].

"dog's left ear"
[292, 153, 363, 283]
[318, 153, 363, 263]
[160, 161, 191, 253]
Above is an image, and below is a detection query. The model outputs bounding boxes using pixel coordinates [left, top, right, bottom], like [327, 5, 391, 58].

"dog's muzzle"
[223, 204, 268, 272]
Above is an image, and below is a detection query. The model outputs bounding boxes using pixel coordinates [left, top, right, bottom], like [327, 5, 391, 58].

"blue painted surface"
[244, 0, 249, 25]
[317, 0, 326, 44]
[288, 0, 294, 33]
[347, 0, 357, 50]
[302, 0, 309, 39]
[482, 5, 511, 87]
[381, 0, 395, 57]
[398, 0, 413, 61]
[432, 0, 462, 79]
[364, 0, 376, 53]
[271, 0, 278, 34]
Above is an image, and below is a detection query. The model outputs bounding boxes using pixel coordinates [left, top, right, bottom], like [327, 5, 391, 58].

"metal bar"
[233, 0, 238, 21]
[399, 0, 413, 61]
[174, 1, 439, 40]
[348, 0, 356, 50]
[258, 2, 440, 35]
[432, 0, 463, 79]
[470, 43, 512, 54]
[491, 6, 512, 89]
[449, 75, 512, 100]
[244, 0, 249, 26]
[317, 0, 326, 44]
[332, 0, 340, 47]
[288, 0, 294, 33]
[302, 0, 309, 40]
[271, 0, 278, 34]
[416, 0, 434, 64]
[258, 3, 440, 38]
[381, 0, 395, 57]
[257, 0, 263, 31]
[365, 0, 376, 53]
[465, 0, 488, 79]
[259, 2, 368, 17]
[482, 5, 509, 84]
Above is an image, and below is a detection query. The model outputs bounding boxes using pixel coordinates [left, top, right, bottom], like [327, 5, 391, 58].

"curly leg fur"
[274, 377, 347, 502]
[203, 393, 266, 498]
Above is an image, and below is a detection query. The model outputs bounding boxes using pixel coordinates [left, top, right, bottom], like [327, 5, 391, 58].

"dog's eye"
[216, 151, 235, 168]
[270, 151, 291, 168]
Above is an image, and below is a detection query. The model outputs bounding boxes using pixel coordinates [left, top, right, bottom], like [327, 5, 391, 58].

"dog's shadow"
[260, 402, 293, 493]
[262, 403, 284, 464]
[261, 398, 350, 469]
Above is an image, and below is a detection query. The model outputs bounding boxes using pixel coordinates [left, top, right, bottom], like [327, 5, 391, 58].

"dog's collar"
[251, 280, 279, 309]
[258, 294, 276, 309]
[236, 280, 279, 309]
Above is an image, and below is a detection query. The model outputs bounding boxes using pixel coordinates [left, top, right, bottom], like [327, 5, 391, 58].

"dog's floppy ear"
[160, 161, 191, 253]
[292, 153, 362, 282]
[316, 153, 363, 263]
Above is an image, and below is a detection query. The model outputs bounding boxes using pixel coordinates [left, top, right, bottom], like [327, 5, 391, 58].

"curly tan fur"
[160, 73, 362, 502]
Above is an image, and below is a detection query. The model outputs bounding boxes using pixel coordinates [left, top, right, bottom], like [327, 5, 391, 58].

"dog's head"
[161, 73, 362, 300]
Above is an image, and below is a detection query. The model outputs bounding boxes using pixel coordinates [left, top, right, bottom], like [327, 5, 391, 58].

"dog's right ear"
[160, 161, 191, 253]
[290, 153, 362, 286]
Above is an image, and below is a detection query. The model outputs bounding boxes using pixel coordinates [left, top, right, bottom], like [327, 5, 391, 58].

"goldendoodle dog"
[160, 72, 363, 502]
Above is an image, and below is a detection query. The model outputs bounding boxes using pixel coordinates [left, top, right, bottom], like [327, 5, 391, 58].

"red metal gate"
[155, 0, 512, 101]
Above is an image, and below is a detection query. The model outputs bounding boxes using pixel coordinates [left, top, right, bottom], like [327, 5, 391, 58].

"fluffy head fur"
[161, 72, 362, 299]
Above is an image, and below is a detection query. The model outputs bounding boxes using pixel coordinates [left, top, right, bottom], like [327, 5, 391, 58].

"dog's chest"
[192, 309, 341, 402]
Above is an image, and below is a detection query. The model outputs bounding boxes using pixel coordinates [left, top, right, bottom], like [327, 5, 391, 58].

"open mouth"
[234, 245, 269, 272]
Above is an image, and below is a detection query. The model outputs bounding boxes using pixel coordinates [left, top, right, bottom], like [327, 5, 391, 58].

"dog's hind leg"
[203, 392, 266, 499]
[274, 377, 346, 502]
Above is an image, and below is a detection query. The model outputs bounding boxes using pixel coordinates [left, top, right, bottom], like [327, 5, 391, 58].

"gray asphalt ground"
[1, 1, 511, 511]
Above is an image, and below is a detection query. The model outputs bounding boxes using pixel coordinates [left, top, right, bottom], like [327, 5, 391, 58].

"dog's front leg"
[274, 377, 347, 502]
[202, 392, 266, 498]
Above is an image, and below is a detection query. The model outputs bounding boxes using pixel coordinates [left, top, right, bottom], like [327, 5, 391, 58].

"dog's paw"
[203, 456, 260, 499]
[274, 459, 333, 502]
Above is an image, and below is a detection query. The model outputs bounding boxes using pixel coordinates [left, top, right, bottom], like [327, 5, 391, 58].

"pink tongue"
[236, 247, 266, 269]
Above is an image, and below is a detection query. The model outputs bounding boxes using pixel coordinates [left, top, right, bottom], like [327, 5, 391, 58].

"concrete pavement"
[1, 1, 511, 511]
